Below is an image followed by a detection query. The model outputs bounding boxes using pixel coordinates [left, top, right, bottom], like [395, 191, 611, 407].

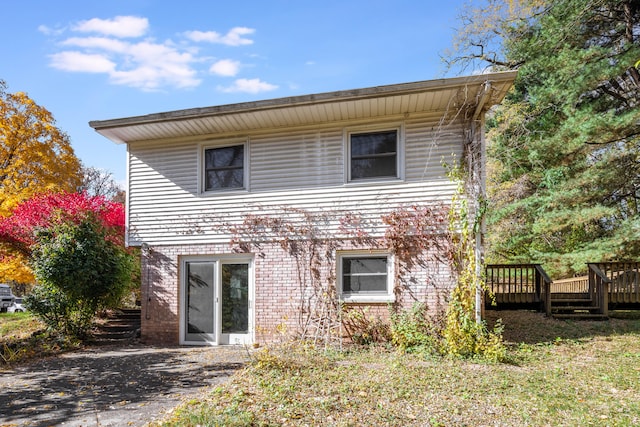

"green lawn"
[0, 311, 79, 365]
[0, 311, 41, 338]
[163, 310, 640, 426]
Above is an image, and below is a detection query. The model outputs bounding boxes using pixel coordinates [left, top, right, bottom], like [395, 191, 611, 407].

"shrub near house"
[0, 192, 134, 339]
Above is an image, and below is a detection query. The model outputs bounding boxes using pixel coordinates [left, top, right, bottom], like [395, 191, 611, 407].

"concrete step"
[104, 309, 141, 320]
[90, 308, 141, 345]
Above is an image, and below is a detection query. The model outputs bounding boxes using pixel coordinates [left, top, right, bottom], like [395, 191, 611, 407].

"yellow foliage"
[0, 82, 82, 217]
[0, 81, 82, 283]
[0, 252, 34, 284]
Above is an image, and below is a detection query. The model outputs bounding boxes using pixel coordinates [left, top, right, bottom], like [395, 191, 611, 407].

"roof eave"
[90, 70, 517, 144]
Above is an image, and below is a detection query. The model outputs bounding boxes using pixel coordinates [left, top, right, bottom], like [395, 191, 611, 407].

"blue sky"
[2, 0, 475, 184]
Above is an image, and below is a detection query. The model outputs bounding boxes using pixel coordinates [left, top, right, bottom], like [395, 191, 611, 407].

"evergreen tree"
[450, 0, 640, 277]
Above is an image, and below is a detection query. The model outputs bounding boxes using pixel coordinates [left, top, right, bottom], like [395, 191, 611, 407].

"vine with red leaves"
[381, 204, 455, 303]
[230, 204, 454, 345]
[230, 208, 357, 345]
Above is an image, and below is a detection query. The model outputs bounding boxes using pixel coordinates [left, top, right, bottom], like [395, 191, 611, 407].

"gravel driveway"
[0, 344, 249, 426]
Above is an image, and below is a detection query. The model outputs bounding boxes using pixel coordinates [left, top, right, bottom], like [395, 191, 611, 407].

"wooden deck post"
[544, 280, 552, 316]
[602, 280, 609, 317]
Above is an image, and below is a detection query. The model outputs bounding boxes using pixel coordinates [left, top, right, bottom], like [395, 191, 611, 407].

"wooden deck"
[594, 262, 640, 305]
[485, 262, 640, 318]
[485, 264, 550, 309]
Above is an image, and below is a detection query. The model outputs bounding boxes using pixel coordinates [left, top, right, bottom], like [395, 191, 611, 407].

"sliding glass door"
[182, 257, 252, 345]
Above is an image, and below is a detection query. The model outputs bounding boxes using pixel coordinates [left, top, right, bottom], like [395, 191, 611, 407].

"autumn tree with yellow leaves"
[0, 80, 82, 283]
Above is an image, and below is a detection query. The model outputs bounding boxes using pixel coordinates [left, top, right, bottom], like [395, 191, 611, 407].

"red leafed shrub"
[0, 191, 125, 256]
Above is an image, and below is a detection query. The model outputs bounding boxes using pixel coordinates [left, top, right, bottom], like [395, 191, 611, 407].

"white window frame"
[200, 139, 249, 194]
[337, 250, 395, 303]
[344, 124, 404, 183]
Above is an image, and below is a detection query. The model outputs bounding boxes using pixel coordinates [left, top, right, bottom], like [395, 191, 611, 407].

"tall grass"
[162, 311, 640, 426]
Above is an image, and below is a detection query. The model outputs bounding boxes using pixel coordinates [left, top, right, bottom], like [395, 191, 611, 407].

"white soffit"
[89, 71, 517, 144]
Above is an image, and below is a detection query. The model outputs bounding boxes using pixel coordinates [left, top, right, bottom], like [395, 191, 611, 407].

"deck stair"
[548, 293, 607, 320]
[484, 263, 640, 320]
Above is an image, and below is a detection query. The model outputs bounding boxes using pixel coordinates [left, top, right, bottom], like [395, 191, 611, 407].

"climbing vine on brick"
[229, 204, 456, 347]
[230, 208, 374, 346]
[443, 165, 506, 361]
[381, 204, 454, 305]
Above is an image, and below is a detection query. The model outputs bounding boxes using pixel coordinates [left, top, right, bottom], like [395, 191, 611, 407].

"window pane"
[343, 257, 388, 293]
[207, 169, 244, 190]
[351, 131, 397, 156]
[221, 264, 249, 334]
[351, 157, 397, 179]
[343, 275, 388, 293]
[206, 145, 244, 168]
[205, 145, 244, 190]
[350, 130, 397, 180]
[186, 262, 215, 334]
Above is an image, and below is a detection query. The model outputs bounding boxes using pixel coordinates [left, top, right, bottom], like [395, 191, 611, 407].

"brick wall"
[139, 239, 457, 345]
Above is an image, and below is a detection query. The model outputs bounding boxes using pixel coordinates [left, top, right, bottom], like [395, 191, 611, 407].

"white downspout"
[474, 81, 491, 324]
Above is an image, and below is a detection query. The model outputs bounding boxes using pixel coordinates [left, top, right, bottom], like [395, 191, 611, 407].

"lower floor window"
[338, 252, 393, 301]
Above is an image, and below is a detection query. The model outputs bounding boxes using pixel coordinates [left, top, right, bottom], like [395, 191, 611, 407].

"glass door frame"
[179, 255, 254, 346]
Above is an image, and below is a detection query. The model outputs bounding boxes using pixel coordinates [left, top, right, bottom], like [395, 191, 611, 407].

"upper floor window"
[204, 144, 245, 191]
[349, 129, 399, 181]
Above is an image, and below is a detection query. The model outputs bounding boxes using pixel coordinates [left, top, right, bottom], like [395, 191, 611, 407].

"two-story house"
[90, 71, 517, 346]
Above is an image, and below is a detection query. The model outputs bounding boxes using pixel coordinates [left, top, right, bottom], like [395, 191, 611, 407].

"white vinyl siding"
[251, 128, 343, 191]
[126, 113, 464, 246]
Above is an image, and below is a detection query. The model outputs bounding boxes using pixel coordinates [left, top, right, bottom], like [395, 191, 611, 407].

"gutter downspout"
[473, 81, 492, 324]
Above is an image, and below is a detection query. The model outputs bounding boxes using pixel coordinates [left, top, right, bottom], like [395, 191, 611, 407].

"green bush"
[28, 217, 135, 339]
[390, 303, 441, 354]
[24, 283, 94, 338]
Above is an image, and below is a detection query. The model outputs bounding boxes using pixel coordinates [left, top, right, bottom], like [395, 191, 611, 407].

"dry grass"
[0, 312, 80, 366]
[485, 309, 640, 345]
[0, 311, 42, 338]
[163, 310, 640, 426]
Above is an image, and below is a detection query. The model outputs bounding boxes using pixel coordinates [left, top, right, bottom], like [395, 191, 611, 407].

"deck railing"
[551, 276, 589, 293]
[485, 264, 551, 308]
[486, 262, 639, 314]
[588, 264, 611, 316]
[589, 262, 640, 305]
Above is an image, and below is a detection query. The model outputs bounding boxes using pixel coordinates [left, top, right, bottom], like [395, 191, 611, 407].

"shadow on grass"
[485, 309, 640, 345]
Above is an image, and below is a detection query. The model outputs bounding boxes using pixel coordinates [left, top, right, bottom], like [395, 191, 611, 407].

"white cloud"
[51, 39, 200, 90]
[72, 16, 149, 38]
[110, 65, 200, 90]
[210, 59, 241, 76]
[62, 37, 129, 53]
[49, 51, 115, 73]
[185, 27, 255, 46]
[218, 78, 278, 94]
[42, 17, 263, 91]
[110, 41, 201, 90]
[38, 25, 65, 36]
